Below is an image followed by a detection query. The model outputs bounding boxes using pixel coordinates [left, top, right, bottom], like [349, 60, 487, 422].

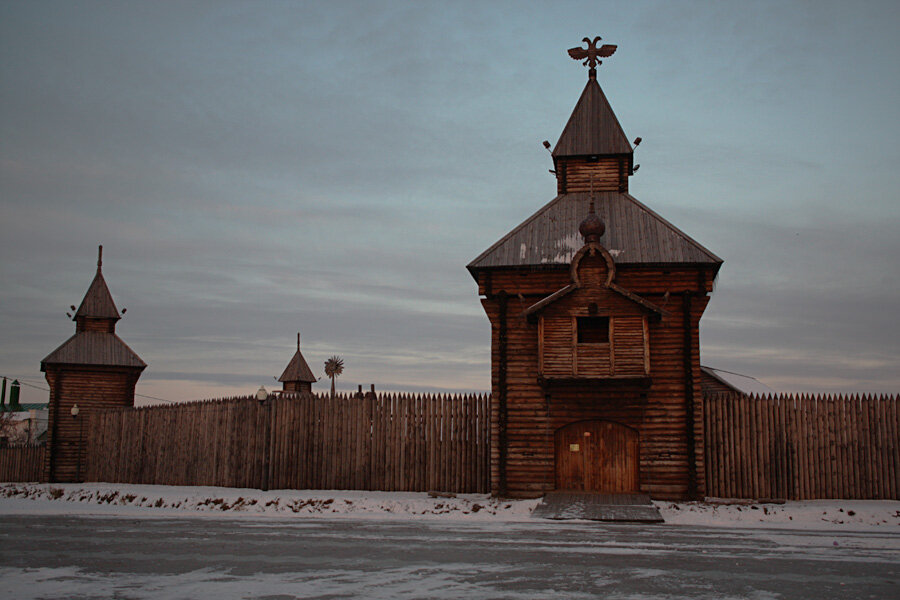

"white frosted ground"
[0, 482, 539, 521]
[1, 482, 899, 531]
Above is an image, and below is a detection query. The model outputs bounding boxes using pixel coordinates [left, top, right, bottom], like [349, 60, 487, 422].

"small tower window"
[577, 316, 609, 344]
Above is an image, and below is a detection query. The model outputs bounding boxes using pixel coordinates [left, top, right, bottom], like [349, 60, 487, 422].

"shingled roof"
[74, 246, 120, 320]
[278, 341, 316, 384]
[552, 77, 632, 157]
[41, 245, 145, 371]
[73, 269, 120, 320]
[467, 192, 722, 270]
[41, 331, 146, 369]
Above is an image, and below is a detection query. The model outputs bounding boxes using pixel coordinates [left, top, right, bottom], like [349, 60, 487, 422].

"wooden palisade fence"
[0, 445, 46, 482]
[705, 393, 899, 500]
[85, 392, 490, 494]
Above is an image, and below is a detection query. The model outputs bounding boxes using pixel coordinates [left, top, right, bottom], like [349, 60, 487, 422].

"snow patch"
[657, 499, 900, 532]
[0, 483, 539, 521]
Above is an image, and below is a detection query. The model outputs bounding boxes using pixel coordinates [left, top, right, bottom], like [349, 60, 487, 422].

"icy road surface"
[1, 515, 897, 599]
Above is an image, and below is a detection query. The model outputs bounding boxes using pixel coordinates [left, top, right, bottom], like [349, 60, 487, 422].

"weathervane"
[567, 36, 617, 79]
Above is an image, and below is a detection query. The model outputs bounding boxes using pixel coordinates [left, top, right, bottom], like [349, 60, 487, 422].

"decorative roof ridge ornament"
[579, 175, 606, 243]
[567, 36, 617, 79]
[97, 244, 103, 272]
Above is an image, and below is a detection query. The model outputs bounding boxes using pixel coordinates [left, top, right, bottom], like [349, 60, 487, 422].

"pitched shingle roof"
[74, 270, 120, 320]
[552, 78, 632, 157]
[468, 192, 722, 270]
[41, 331, 146, 369]
[278, 349, 316, 384]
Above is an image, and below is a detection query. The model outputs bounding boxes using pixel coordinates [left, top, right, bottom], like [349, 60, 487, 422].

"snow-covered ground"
[0, 482, 539, 521]
[2, 482, 899, 532]
[658, 498, 900, 532]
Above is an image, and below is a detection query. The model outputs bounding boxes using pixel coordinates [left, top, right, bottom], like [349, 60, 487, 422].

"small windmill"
[324, 355, 344, 398]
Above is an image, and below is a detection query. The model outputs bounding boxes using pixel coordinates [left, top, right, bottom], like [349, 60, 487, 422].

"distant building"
[700, 366, 775, 396]
[41, 246, 146, 482]
[0, 406, 49, 446]
[278, 333, 317, 394]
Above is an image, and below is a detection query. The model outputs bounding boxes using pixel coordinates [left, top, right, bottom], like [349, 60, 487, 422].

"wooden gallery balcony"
[537, 313, 651, 389]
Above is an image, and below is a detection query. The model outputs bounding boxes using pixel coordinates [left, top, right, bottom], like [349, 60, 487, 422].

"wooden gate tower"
[468, 37, 723, 500]
[41, 246, 146, 482]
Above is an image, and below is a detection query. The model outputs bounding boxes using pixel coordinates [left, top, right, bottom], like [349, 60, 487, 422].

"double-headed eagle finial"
[567, 36, 617, 78]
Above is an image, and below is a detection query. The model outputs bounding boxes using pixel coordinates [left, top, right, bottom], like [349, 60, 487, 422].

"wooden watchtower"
[278, 333, 317, 394]
[467, 38, 722, 500]
[41, 246, 146, 482]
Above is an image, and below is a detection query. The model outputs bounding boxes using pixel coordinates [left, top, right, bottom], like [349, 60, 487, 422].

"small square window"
[577, 316, 609, 344]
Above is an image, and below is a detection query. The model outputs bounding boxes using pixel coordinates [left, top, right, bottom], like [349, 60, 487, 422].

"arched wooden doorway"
[555, 420, 639, 493]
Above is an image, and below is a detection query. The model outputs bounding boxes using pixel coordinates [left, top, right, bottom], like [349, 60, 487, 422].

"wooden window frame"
[576, 316, 611, 345]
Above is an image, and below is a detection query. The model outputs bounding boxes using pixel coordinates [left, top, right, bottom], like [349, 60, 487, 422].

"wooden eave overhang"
[523, 284, 578, 315]
[467, 192, 723, 278]
[538, 375, 652, 390]
[41, 331, 146, 370]
[523, 279, 668, 319]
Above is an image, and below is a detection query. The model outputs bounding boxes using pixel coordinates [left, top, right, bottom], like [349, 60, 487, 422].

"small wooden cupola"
[41, 245, 145, 371]
[278, 333, 317, 394]
[552, 37, 634, 195]
[73, 245, 122, 334]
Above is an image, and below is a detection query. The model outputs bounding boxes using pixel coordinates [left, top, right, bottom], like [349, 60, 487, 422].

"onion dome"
[579, 199, 605, 243]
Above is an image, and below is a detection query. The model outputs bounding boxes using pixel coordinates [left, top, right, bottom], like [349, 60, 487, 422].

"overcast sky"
[2, 0, 898, 405]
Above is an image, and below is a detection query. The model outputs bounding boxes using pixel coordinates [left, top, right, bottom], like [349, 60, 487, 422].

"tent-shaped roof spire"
[553, 36, 632, 158]
[42, 245, 144, 369]
[278, 333, 317, 384]
[73, 245, 120, 321]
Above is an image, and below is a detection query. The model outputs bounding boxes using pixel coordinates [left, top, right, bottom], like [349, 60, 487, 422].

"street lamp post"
[256, 386, 271, 491]
[70, 403, 82, 482]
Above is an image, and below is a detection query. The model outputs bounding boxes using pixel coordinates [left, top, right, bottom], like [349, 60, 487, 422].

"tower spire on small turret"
[279, 333, 316, 393]
[97, 244, 103, 271]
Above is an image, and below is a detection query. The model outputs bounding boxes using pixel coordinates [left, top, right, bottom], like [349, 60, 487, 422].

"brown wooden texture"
[467, 191, 723, 271]
[43, 366, 141, 483]
[84, 392, 490, 493]
[557, 157, 627, 194]
[552, 77, 633, 158]
[480, 280, 710, 500]
[0, 445, 46, 482]
[537, 254, 651, 380]
[704, 393, 899, 500]
[554, 420, 639, 492]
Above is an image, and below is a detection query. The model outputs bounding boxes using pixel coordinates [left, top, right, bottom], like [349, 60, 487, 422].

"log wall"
[557, 157, 628, 194]
[43, 366, 141, 483]
[0, 445, 46, 482]
[479, 264, 712, 500]
[85, 392, 490, 493]
[705, 393, 900, 500]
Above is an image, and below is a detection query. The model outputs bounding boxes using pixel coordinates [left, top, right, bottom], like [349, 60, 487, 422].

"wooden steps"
[532, 491, 663, 522]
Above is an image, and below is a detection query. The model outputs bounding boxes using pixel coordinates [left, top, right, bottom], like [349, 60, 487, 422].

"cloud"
[2, 1, 899, 406]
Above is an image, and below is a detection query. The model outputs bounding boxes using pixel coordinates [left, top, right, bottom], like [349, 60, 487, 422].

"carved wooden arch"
[570, 242, 616, 288]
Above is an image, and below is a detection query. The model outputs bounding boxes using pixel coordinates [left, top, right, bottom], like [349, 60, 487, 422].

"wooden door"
[555, 420, 639, 492]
